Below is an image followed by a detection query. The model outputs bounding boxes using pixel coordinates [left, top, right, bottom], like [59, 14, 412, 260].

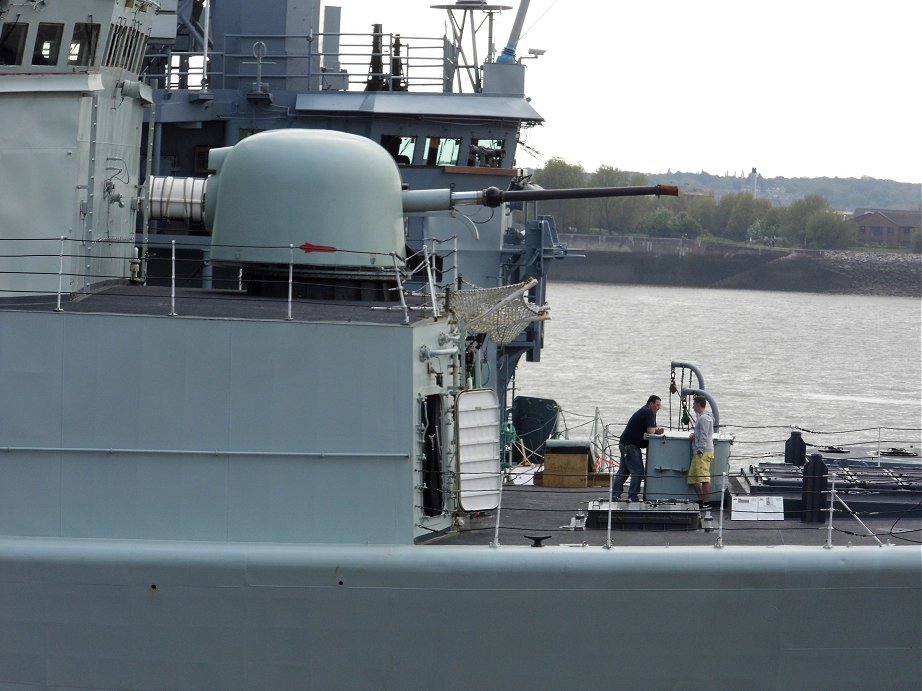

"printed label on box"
[731, 495, 784, 521]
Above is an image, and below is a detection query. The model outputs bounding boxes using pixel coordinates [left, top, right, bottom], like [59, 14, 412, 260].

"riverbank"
[548, 238, 921, 297]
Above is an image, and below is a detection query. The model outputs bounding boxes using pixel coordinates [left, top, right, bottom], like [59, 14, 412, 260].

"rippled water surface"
[511, 283, 922, 466]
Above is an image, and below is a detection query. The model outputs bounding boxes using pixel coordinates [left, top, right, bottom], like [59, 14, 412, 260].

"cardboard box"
[542, 452, 591, 488]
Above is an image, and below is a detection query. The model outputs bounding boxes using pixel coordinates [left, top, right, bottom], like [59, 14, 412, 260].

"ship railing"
[144, 30, 451, 94]
[0, 235, 458, 320]
[719, 423, 922, 466]
[823, 478, 886, 547]
[455, 461, 921, 548]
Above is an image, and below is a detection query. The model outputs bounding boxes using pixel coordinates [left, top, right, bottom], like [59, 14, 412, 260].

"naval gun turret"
[148, 129, 677, 297]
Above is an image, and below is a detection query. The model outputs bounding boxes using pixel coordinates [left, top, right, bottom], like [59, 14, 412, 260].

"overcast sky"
[332, 0, 921, 184]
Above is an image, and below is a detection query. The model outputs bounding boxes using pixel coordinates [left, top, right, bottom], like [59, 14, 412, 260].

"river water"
[511, 283, 922, 468]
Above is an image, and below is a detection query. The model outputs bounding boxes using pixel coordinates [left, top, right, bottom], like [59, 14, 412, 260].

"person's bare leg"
[700, 481, 711, 503]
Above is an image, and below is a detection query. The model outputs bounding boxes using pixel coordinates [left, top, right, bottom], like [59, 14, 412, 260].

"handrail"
[144, 29, 450, 94]
[0, 235, 460, 319]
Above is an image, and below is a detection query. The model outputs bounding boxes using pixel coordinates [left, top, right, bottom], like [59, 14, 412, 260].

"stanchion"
[422, 244, 440, 318]
[392, 254, 410, 324]
[605, 472, 614, 549]
[490, 469, 504, 548]
[286, 244, 294, 321]
[55, 236, 65, 312]
[168, 240, 177, 316]
[716, 471, 728, 548]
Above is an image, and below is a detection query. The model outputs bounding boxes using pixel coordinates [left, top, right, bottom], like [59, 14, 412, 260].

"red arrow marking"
[299, 242, 338, 253]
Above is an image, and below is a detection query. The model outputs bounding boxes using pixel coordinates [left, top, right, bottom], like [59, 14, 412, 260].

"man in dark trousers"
[611, 395, 664, 502]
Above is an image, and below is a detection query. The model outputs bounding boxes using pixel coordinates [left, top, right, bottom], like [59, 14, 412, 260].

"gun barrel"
[451, 184, 679, 208]
[405, 184, 679, 213]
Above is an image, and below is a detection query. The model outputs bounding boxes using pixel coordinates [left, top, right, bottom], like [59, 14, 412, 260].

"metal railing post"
[168, 240, 177, 315]
[422, 244, 440, 318]
[392, 253, 410, 324]
[824, 476, 836, 548]
[55, 236, 66, 312]
[605, 472, 614, 549]
[716, 471, 727, 548]
[490, 469, 504, 548]
[286, 244, 294, 321]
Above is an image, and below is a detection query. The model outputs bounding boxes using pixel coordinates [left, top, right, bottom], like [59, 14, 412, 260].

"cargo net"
[446, 279, 549, 345]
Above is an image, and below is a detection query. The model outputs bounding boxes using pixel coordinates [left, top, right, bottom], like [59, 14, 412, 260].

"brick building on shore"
[851, 208, 920, 248]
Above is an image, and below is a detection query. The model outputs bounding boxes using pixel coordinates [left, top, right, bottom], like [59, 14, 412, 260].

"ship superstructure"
[140, 0, 553, 418]
[0, 0, 154, 297]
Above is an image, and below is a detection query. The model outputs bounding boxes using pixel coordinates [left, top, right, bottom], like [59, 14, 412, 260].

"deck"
[427, 482, 922, 549]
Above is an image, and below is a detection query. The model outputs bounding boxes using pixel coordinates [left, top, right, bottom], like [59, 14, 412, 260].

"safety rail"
[143, 30, 450, 94]
[429, 464, 922, 548]
[502, 393, 920, 477]
[0, 235, 460, 322]
[477, 403, 921, 547]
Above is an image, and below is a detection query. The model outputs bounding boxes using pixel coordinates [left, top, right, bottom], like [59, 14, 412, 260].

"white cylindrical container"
[148, 176, 207, 222]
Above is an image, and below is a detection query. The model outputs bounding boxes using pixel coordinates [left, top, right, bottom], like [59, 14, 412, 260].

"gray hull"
[2, 538, 919, 689]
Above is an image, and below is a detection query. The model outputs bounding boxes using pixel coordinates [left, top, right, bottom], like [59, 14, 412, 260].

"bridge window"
[381, 135, 416, 165]
[68, 23, 100, 67]
[32, 23, 64, 66]
[424, 137, 461, 166]
[468, 138, 505, 167]
[0, 22, 28, 66]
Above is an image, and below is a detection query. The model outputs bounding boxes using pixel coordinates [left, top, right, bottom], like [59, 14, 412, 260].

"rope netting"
[446, 279, 549, 345]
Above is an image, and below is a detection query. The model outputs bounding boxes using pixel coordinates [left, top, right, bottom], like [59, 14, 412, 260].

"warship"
[0, 0, 918, 688]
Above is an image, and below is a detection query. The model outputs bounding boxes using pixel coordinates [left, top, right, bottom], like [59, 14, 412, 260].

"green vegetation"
[645, 171, 920, 211]
[532, 159, 919, 251]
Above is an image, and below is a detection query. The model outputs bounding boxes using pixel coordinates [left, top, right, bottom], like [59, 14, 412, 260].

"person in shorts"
[687, 396, 714, 508]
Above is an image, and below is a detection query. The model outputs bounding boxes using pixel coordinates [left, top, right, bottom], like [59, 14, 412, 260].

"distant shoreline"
[546, 241, 921, 298]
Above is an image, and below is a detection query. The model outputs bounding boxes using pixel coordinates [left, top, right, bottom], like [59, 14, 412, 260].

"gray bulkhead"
[0, 308, 452, 543]
[0, 0, 153, 296]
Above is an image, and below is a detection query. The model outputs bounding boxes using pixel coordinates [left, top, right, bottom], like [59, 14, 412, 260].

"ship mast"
[430, 0, 519, 92]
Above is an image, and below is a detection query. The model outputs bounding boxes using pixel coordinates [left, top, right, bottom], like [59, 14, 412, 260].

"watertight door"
[456, 388, 501, 512]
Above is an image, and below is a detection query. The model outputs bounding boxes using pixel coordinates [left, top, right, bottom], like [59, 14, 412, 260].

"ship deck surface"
[428, 483, 922, 549]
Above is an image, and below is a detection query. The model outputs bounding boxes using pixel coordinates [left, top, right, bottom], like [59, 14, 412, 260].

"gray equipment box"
[644, 431, 733, 501]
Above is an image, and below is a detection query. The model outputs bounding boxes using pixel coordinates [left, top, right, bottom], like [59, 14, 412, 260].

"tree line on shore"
[532, 158, 922, 252]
